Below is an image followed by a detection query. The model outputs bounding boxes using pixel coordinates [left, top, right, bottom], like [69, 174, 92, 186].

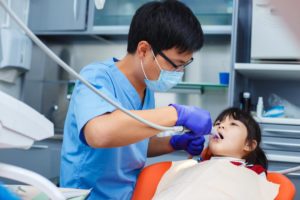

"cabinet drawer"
[268, 160, 300, 172]
[262, 136, 300, 152]
[266, 150, 300, 164]
[261, 124, 300, 139]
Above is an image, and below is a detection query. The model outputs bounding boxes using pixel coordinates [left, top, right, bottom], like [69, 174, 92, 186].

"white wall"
[49, 35, 231, 121]
[66, 37, 128, 72]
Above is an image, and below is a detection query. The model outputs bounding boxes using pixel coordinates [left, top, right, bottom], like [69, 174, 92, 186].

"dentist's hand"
[170, 104, 212, 136]
[170, 133, 205, 155]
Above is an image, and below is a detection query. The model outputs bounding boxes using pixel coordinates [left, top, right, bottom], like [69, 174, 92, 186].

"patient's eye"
[214, 121, 221, 126]
[230, 122, 239, 126]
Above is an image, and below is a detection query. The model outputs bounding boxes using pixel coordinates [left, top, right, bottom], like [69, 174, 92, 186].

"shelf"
[175, 82, 228, 89]
[92, 25, 232, 35]
[254, 116, 300, 126]
[27, 80, 73, 84]
[169, 82, 228, 94]
[202, 25, 232, 35]
[34, 25, 232, 36]
[94, 13, 232, 26]
[27, 80, 229, 91]
[235, 63, 300, 80]
[92, 25, 128, 35]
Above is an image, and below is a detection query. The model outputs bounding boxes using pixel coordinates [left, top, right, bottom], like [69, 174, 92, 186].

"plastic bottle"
[242, 92, 251, 113]
[256, 97, 263, 118]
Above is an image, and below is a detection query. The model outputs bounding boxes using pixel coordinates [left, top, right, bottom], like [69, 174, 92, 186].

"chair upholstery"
[131, 161, 171, 200]
[267, 172, 296, 200]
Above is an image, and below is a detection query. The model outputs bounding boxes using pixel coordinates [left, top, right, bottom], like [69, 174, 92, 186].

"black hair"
[127, 0, 204, 54]
[214, 108, 268, 170]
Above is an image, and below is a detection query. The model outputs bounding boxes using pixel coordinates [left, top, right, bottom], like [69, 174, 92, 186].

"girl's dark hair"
[214, 107, 268, 170]
[127, 0, 204, 54]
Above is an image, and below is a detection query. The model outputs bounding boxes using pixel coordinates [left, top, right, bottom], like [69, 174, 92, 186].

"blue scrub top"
[60, 58, 155, 200]
[0, 184, 20, 200]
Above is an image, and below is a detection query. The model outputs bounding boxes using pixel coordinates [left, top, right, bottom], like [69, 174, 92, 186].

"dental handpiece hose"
[0, 0, 184, 133]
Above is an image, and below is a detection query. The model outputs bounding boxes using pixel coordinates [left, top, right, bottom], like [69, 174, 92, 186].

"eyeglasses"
[156, 51, 193, 71]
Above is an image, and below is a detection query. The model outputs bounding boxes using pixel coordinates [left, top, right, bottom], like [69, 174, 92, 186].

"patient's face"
[208, 116, 249, 159]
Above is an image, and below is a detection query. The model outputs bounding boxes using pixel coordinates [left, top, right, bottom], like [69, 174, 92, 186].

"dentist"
[60, 1, 212, 199]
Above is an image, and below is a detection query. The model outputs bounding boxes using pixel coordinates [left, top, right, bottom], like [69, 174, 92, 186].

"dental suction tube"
[0, 0, 184, 133]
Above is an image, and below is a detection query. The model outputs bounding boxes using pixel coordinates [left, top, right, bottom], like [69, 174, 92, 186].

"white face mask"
[140, 50, 184, 92]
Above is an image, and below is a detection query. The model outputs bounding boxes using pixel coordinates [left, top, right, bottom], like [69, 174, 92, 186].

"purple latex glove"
[170, 133, 205, 156]
[170, 104, 212, 136]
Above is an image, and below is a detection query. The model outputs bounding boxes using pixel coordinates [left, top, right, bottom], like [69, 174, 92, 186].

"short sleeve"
[0, 184, 20, 200]
[72, 66, 119, 143]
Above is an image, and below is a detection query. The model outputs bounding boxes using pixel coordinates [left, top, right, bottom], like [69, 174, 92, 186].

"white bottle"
[256, 97, 264, 118]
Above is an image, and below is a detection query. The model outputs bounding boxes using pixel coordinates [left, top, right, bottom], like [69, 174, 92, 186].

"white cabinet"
[93, 0, 233, 35]
[234, 63, 300, 80]
[230, 1, 300, 198]
[28, 0, 233, 35]
[29, 0, 88, 31]
[251, 0, 300, 60]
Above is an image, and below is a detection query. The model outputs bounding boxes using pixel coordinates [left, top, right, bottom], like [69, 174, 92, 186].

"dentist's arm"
[84, 105, 211, 148]
[147, 136, 173, 157]
[84, 106, 177, 148]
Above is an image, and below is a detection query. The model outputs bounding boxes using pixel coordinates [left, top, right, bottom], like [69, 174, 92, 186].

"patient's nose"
[217, 124, 225, 130]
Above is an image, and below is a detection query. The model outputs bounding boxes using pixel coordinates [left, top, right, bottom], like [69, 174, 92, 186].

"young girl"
[206, 107, 268, 175]
[151, 108, 279, 200]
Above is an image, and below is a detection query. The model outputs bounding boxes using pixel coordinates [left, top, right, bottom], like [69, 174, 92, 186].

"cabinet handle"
[267, 154, 300, 163]
[287, 173, 300, 177]
[73, 0, 79, 21]
[255, 2, 269, 7]
[255, 1, 279, 16]
[263, 141, 300, 149]
[264, 128, 300, 135]
[270, 8, 280, 16]
[30, 145, 48, 149]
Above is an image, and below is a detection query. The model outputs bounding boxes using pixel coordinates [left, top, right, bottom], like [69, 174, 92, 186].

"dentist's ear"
[243, 140, 257, 152]
[136, 41, 151, 58]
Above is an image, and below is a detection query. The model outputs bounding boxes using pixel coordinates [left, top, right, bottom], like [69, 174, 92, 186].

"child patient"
[152, 108, 279, 200]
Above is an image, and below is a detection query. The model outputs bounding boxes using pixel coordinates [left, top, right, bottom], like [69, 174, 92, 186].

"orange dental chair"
[132, 149, 296, 200]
